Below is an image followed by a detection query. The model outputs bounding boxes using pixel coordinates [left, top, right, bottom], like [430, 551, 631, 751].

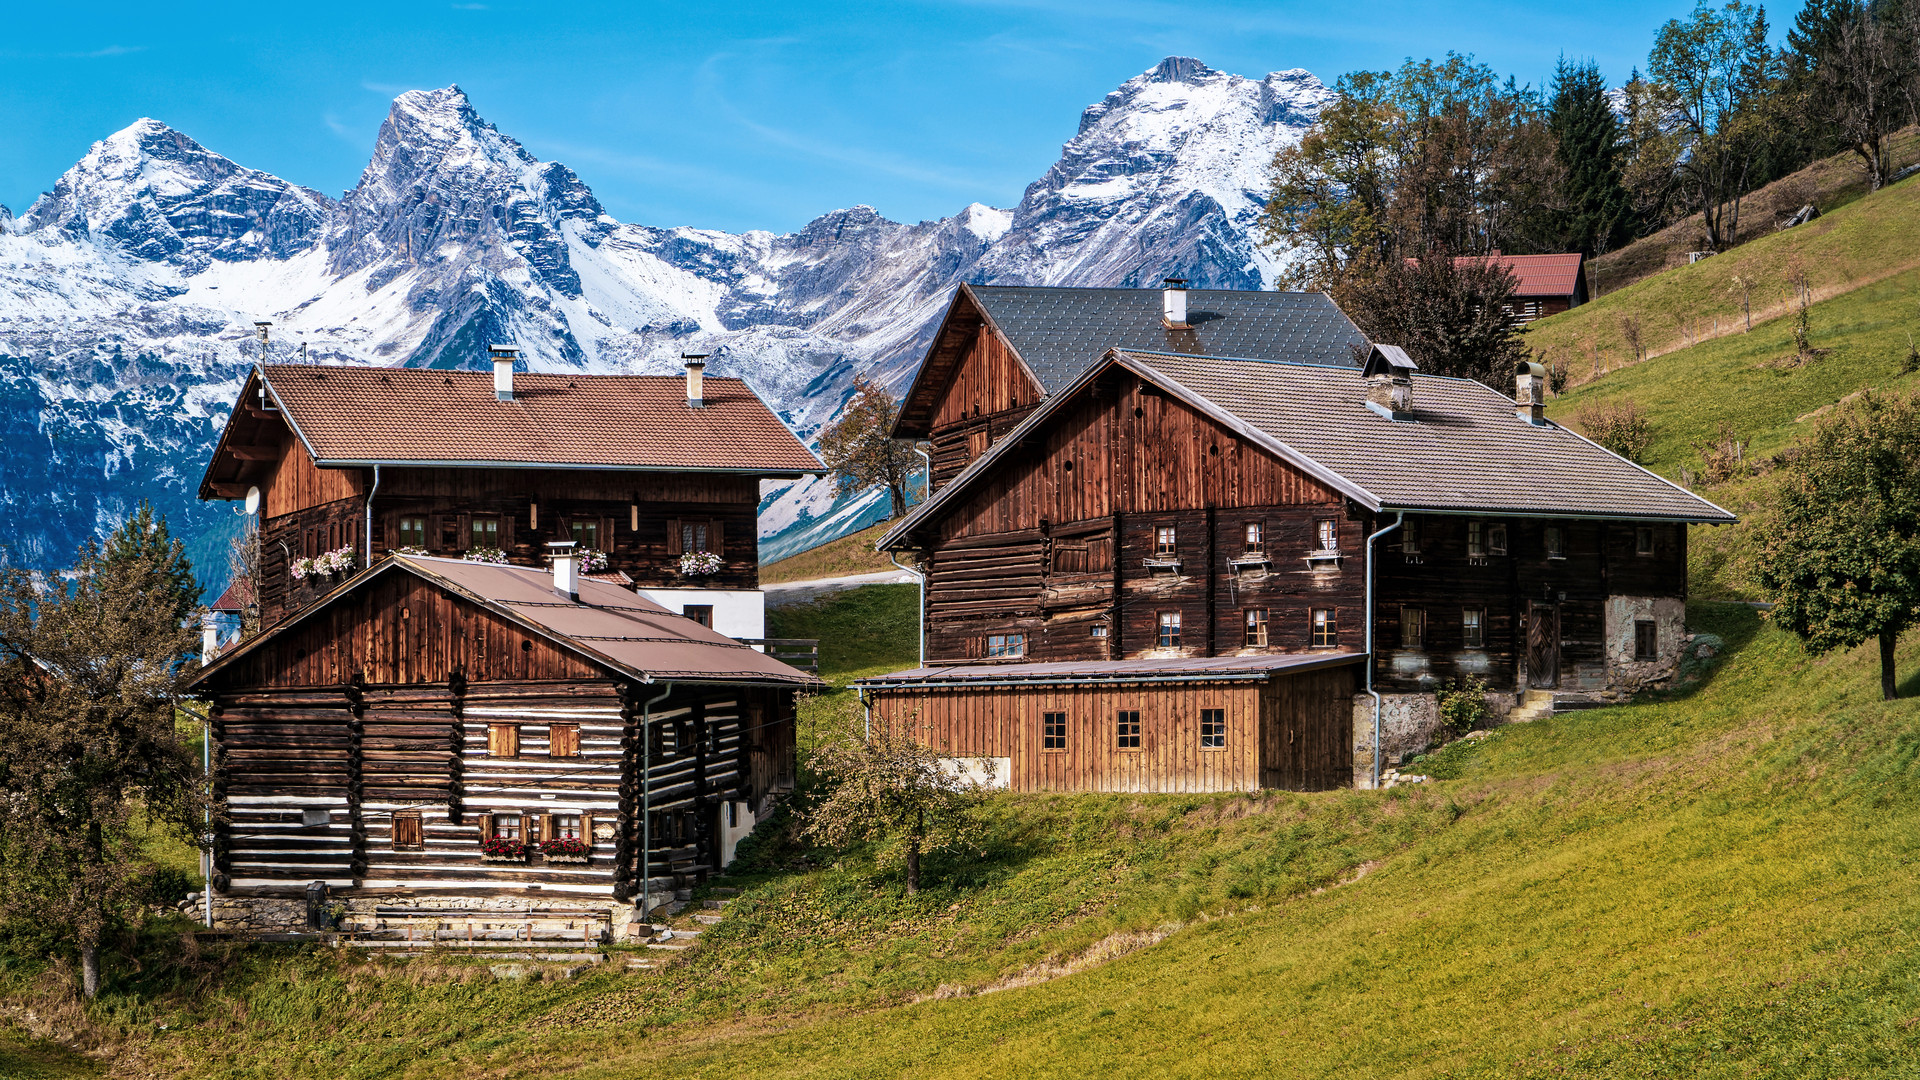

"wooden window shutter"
[538, 813, 553, 846]
[475, 812, 492, 844]
[580, 814, 596, 848]
[392, 811, 422, 848]
[709, 519, 723, 556]
[667, 518, 683, 556]
[550, 723, 579, 758]
[487, 723, 519, 757]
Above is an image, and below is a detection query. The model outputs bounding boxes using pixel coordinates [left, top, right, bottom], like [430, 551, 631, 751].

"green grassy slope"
[12, 599, 1920, 1078]
[758, 522, 900, 584]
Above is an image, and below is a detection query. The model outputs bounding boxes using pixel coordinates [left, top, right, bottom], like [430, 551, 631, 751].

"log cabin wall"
[866, 663, 1357, 793]
[1370, 516, 1686, 693]
[205, 573, 797, 898]
[927, 323, 1044, 491]
[368, 468, 760, 591]
[919, 372, 1361, 663]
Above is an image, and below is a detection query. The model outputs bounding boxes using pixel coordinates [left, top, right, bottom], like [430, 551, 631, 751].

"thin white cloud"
[62, 44, 146, 58]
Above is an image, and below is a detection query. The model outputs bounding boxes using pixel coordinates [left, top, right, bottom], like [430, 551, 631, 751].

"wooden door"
[1527, 602, 1560, 689]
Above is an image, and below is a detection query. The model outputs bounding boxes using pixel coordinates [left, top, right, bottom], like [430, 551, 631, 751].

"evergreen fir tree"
[100, 502, 202, 626]
[1547, 58, 1633, 255]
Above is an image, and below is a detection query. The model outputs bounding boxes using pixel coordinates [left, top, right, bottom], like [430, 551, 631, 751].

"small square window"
[1154, 526, 1178, 557]
[397, 516, 427, 550]
[683, 604, 714, 628]
[1636, 527, 1655, 556]
[986, 633, 1027, 658]
[1244, 522, 1264, 552]
[1090, 624, 1109, 638]
[1200, 709, 1226, 749]
[1634, 619, 1659, 660]
[571, 519, 600, 549]
[1401, 607, 1426, 649]
[680, 521, 711, 554]
[392, 810, 423, 849]
[1463, 608, 1485, 649]
[1244, 609, 1270, 647]
[1157, 612, 1181, 648]
[1311, 608, 1338, 647]
[1401, 519, 1420, 554]
[1468, 521, 1486, 557]
[1317, 519, 1339, 551]
[552, 814, 583, 840]
[1546, 526, 1565, 559]
[493, 814, 522, 841]
[1043, 712, 1067, 752]
[1488, 524, 1507, 556]
[1116, 710, 1141, 750]
[469, 516, 500, 552]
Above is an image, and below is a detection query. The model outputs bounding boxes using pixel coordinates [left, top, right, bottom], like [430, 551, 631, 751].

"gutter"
[363, 465, 381, 567]
[1364, 511, 1405, 791]
[853, 654, 1364, 691]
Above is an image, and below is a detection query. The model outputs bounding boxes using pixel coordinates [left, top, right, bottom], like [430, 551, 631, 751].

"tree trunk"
[80, 943, 100, 999]
[903, 838, 920, 895]
[1882, 629, 1899, 701]
[887, 483, 908, 520]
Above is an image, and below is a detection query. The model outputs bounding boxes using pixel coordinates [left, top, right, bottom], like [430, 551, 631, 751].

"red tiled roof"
[1453, 251, 1584, 297]
[211, 577, 253, 612]
[257, 365, 820, 474]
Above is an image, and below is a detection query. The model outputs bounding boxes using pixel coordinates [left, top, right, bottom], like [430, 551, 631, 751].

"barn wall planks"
[868, 665, 1356, 793]
[262, 430, 367, 518]
[927, 322, 1045, 490]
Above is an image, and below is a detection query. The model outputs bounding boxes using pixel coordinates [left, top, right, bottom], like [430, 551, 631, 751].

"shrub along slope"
[7, 597, 1920, 1078]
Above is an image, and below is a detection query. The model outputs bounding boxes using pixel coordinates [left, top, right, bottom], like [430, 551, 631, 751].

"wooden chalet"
[187, 553, 818, 932]
[1456, 250, 1587, 323]
[864, 283, 1733, 792]
[199, 350, 820, 639]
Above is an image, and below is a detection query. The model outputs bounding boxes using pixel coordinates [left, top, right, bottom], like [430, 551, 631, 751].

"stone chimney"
[1361, 344, 1418, 420]
[490, 345, 520, 402]
[1515, 361, 1547, 424]
[547, 541, 579, 602]
[1161, 277, 1189, 329]
[683, 353, 708, 409]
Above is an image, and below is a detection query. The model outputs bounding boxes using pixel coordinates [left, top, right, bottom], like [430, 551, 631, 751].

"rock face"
[0, 57, 1329, 581]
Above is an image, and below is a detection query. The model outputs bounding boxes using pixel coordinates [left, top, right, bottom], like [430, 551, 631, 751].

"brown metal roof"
[254, 364, 820, 474]
[856, 652, 1365, 688]
[1452, 251, 1585, 298]
[187, 555, 823, 691]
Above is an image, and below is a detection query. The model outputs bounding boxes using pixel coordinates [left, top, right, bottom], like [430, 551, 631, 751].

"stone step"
[700, 898, 734, 909]
[692, 913, 723, 925]
[646, 942, 692, 951]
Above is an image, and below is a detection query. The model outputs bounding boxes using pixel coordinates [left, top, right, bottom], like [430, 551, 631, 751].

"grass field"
[10, 596, 1920, 1078]
[758, 522, 899, 584]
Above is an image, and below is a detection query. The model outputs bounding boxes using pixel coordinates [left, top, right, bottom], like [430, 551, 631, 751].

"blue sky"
[2, 1, 1770, 235]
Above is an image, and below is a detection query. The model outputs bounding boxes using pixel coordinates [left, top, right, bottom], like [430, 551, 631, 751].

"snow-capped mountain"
[0, 57, 1330, 584]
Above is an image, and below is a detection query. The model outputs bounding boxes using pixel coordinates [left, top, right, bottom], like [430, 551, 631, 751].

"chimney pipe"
[1161, 278, 1189, 329]
[682, 353, 708, 409]
[1514, 361, 1547, 425]
[547, 541, 579, 602]
[490, 345, 520, 402]
[200, 612, 222, 665]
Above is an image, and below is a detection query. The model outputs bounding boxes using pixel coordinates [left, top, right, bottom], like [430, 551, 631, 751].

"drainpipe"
[857, 685, 870, 738]
[364, 464, 381, 566]
[203, 708, 213, 928]
[1364, 511, 1406, 791]
[638, 680, 672, 924]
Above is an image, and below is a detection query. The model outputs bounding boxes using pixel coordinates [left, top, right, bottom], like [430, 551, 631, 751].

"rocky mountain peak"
[18, 116, 330, 267]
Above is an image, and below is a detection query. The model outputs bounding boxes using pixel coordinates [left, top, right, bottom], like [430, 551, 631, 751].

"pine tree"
[101, 502, 202, 626]
[1548, 58, 1634, 255]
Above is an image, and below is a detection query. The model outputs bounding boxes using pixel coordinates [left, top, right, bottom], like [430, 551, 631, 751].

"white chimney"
[200, 612, 222, 664]
[490, 345, 520, 402]
[683, 353, 708, 409]
[1515, 361, 1547, 425]
[547, 541, 579, 601]
[1161, 277, 1189, 329]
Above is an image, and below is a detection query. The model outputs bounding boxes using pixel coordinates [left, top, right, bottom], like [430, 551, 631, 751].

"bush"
[1574, 400, 1654, 462]
[1436, 677, 1489, 737]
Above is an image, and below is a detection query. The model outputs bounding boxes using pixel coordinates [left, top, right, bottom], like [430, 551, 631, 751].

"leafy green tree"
[101, 502, 202, 625]
[1788, 0, 1915, 189]
[1753, 391, 1920, 700]
[1333, 247, 1527, 385]
[1548, 58, 1634, 255]
[803, 717, 985, 895]
[817, 380, 921, 520]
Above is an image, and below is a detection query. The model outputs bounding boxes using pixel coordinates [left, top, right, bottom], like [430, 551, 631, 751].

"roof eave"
[309, 458, 818, 476]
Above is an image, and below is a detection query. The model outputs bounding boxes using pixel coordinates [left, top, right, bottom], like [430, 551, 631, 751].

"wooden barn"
[864, 283, 1734, 790]
[1454, 250, 1587, 323]
[198, 349, 818, 637]
[187, 553, 818, 932]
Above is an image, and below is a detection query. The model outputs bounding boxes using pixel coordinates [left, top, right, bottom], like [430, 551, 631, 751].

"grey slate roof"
[1127, 351, 1734, 522]
[880, 349, 1734, 550]
[968, 286, 1368, 393]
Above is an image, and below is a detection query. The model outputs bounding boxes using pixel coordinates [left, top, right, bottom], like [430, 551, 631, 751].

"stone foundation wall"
[1348, 689, 1520, 788]
[210, 891, 624, 934]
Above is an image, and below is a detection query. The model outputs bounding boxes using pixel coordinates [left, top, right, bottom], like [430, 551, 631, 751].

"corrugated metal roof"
[968, 286, 1369, 392]
[856, 652, 1365, 687]
[1125, 351, 1734, 521]
[187, 556, 822, 691]
[257, 365, 820, 474]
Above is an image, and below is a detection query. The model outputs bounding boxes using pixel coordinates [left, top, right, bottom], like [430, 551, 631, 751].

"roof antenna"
[254, 321, 272, 365]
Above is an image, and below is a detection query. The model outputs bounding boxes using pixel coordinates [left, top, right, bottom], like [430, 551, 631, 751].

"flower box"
[481, 854, 527, 864]
[678, 550, 723, 576]
[544, 855, 590, 865]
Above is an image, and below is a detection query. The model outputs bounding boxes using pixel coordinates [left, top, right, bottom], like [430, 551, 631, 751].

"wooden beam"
[227, 447, 280, 461]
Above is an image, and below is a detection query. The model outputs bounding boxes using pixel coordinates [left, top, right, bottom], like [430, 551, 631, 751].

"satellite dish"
[244, 486, 262, 515]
